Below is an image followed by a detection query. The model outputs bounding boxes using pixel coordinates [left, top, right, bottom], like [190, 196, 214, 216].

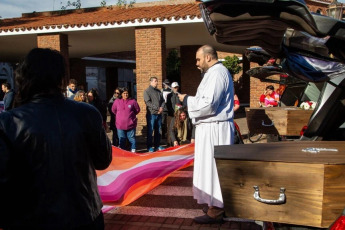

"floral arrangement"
[300, 101, 317, 110]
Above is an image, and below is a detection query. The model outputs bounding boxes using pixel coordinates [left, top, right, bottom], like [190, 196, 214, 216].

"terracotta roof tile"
[1, 0, 332, 33]
[0, 2, 202, 33]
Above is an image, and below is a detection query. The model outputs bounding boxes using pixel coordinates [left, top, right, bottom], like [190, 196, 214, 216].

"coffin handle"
[261, 120, 274, 127]
[253, 186, 286, 205]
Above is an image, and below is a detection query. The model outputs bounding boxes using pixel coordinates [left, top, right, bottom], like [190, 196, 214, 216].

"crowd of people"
[143, 77, 196, 152]
[0, 54, 247, 155]
[59, 74, 198, 153]
[61, 76, 198, 153]
[0, 45, 245, 228]
[0, 47, 279, 154]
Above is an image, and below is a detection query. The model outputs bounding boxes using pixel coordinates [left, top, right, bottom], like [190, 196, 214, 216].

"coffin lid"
[214, 141, 345, 164]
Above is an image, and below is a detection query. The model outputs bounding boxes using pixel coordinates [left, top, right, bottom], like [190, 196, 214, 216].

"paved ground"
[103, 115, 323, 230]
[103, 111, 270, 230]
[103, 165, 263, 230]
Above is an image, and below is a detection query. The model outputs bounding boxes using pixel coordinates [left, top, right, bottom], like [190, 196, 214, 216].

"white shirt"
[187, 62, 234, 125]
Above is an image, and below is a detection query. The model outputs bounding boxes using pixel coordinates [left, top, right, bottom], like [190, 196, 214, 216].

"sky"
[0, 0, 155, 19]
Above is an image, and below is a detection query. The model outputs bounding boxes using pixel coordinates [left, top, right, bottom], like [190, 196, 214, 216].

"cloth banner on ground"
[96, 144, 195, 212]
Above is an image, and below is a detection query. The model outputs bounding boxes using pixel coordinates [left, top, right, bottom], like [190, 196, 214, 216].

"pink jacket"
[111, 98, 140, 130]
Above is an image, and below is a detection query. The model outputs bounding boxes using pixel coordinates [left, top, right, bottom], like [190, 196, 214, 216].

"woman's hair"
[87, 88, 100, 103]
[121, 87, 130, 98]
[173, 107, 188, 130]
[113, 87, 123, 99]
[266, 85, 274, 91]
[2, 82, 11, 90]
[15, 48, 65, 106]
[74, 90, 86, 102]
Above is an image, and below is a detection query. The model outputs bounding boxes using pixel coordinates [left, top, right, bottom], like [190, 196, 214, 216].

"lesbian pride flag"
[96, 144, 194, 210]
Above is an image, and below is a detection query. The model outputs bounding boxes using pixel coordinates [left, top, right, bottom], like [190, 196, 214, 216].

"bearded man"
[178, 45, 235, 224]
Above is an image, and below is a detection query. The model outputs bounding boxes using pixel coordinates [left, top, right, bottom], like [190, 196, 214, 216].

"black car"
[198, 0, 345, 228]
[199, 0, 345, 141]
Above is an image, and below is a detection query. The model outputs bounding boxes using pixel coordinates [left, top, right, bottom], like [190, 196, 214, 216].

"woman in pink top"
[111, 88, 140, 152]
[259, 85, 279, 107]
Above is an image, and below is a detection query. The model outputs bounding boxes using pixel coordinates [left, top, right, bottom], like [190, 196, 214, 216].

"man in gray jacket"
[144, 76, 166, 152]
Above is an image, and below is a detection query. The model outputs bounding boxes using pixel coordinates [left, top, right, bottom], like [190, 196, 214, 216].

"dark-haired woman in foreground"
[0, 48, 111, 230]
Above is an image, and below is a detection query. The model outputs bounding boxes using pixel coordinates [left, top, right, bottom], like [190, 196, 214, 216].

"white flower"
[300, 102, 307, 110]
[311, 102, 317, 110]
[300, 101, 316, 110]
[304, 103, 310, 110]
[299, 102, 305, 109]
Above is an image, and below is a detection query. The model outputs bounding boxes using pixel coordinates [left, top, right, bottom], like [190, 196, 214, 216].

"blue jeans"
[117, 129, 136, 150]
[146, 114, 162, 149]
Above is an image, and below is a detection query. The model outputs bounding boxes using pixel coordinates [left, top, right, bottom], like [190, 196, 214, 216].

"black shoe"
[202, 206, 209, 214]
[193, 214, 224, 224]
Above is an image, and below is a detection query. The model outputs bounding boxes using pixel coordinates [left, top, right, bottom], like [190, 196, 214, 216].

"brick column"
[180, 45, 201, 96]
[135, 26, 166, 135]
[37, 33, 70, 87]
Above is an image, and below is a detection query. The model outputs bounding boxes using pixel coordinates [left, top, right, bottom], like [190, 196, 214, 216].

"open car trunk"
[199, 0, 345, 61]
[199, 1, 345, 227]
[199, 0, 345, 140]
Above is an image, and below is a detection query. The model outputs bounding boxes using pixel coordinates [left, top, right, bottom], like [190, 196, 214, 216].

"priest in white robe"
[178, 45, 235, 224]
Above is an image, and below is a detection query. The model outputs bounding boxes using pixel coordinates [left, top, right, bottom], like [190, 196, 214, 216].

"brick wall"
[249, 62, 280, 107]
[135, 26, 166, 135]
[37, 33, 70, 87]
[305, 0, 329, 15]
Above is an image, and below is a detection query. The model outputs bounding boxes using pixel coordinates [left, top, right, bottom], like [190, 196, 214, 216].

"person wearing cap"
[161, 79, 171, 140]
[166, 82, 182, 145]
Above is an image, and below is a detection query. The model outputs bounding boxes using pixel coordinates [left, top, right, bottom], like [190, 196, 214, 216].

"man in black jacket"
[166, 82, 182, 145]
[0, 48, 112, 230]
[161, 79, 171, 140]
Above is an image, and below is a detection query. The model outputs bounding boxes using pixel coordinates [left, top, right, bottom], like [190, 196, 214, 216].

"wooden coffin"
[214, 141, 345, 228]
[245, 107, 314, 136]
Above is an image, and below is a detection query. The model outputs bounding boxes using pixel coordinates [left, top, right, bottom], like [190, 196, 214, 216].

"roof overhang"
[0, 15, 247, 63]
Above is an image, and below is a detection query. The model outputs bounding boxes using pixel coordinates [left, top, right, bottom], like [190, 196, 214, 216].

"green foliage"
[116, 0, 136, 8]
[61, 0, 82, 10]
[166, 49, 181, 83]
[222, 55, 242, 75]
[100, 1, 107, 7]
